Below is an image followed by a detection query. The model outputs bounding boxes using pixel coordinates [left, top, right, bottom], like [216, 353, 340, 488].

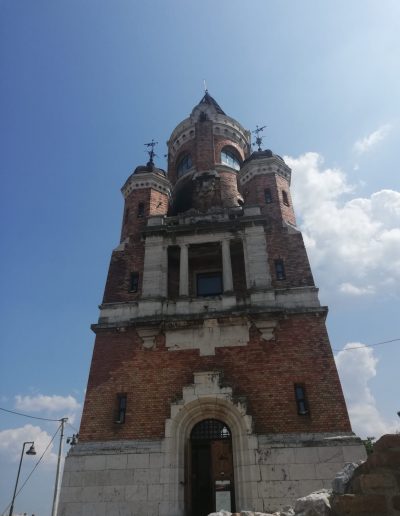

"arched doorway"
[189, 419, 235, 516]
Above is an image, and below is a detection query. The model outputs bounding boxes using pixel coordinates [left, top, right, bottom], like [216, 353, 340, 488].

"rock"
[279, 507, 295, 516]
[293, 489, 332, 516]
[332, 462, 360, 494]
[208, 512, 232, 516]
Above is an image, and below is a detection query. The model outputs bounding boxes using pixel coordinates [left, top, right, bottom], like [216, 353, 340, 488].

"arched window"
[176, 153, 193, 177]
[190, 419, 231, 440]
[220, 147, 241, 171]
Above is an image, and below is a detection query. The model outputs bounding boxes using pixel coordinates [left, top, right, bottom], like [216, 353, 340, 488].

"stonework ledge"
[96, 287, 322, 328]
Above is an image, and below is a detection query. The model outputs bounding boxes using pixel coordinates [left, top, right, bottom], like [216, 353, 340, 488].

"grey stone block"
[260, 465, 289, 481]
[317, 446, 344, 463]
[288, 463, 316, 480]
[127, 452, 150, 468]
[342, 444, 367, 463]
[125, 484, 148, 502]
[106, 453, 128, 469]
[293, 447, 319, 464]
[85, 454, 107, 471]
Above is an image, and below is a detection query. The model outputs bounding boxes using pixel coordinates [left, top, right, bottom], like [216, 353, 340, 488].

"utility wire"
[1, 423, 60, 516]
[0, 407, 66, 422]
[66, 421, 79, 433]
[333, 337, 400, 352]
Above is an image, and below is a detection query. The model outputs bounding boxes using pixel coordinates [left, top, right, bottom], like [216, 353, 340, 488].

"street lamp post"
[9, 441, 36, 516]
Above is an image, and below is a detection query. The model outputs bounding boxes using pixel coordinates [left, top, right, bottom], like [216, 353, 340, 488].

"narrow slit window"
[130, 272, 139, 292]
[274, 259, 286, 280]
[116, 394, 127, 424]
[282, 190, 290, 206]
[294, 384, 309, 415]
[137, 202, 145, 218]
[264, 188, 272, 203]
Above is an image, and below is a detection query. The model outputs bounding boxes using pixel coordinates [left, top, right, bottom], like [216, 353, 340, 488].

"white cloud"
[339, 283, 375, 295]
[286, 153, 400, 296]
[15, 394, 81, 415]
[0, 424, 58, 465]
[335, 344, 398, 438]
[353, 124, 392, 154]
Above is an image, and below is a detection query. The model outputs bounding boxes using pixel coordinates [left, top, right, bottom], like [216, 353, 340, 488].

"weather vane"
[252, 125, 267, 151]
[144, 139, 158, 165]
[203, 79, 208, 93]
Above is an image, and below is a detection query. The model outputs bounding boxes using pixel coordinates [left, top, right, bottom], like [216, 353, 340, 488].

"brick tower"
[59, 93, 365, 516]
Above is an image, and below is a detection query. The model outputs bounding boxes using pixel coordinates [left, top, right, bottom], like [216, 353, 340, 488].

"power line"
[333, 337, 400, 352]
[0, 407, 66, 422]
[66, 421, 79, 433]
[1, 423, 61, 516]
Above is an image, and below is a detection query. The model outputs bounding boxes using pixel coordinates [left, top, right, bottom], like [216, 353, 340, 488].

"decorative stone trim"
[252, 317, 278, 340]
[136, 326, 160, 349]
[164, 371, 259, 513]
[165, 316, 251, 356]
[113, 237, 129, 252]
[121, 172, 171, 199]
[239, 156, 292, 186]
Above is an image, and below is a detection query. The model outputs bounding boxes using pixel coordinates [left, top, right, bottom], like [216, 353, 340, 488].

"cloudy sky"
[1, 1, 399, 514]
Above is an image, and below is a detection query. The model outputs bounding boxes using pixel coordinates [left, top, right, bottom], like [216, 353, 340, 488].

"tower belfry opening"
[58, 93, 366, 516]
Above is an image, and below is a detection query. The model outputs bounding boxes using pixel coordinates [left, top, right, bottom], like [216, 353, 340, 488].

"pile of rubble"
[209, 434, 400, 516]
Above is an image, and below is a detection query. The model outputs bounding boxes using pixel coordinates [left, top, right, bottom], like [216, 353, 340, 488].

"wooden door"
[211, 440, 235, 512]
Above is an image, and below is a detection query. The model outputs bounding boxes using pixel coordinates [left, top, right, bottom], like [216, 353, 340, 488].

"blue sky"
[1, 1, 399, 514]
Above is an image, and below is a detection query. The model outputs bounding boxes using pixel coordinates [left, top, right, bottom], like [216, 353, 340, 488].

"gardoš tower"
[59, 93, 365, 516]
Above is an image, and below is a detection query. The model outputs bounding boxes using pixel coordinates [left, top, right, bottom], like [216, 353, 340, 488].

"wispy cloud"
[353, 124, 392, 154]
[335, 343, 398, 438]
[339, 283, 375, 296]
[14, 394, 81, 415]
[0, 424, 58, 465]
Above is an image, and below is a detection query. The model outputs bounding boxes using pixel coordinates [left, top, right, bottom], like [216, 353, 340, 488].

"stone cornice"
[93, 288, 325, 333]
[121, 171, 172, 199]
[239, 155, 292, 186]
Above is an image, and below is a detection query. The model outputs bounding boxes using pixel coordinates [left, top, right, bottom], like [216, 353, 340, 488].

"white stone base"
[58, 434, 365, 516]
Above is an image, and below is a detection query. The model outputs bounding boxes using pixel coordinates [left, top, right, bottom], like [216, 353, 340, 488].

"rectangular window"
[130, 272, 139, 292]
[294, 384, 309, 415]
[274, 259, 286, 280]
[197, 272, 223, 297]
[282, 190, 290, 206]
[264, 188, 272, 203]
[137, 202, 145, 218]
[116, 394, 127, 424]
[124, 208, 130, 224]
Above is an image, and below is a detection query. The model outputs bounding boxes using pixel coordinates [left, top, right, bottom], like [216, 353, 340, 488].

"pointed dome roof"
[191, 91, 226, 116]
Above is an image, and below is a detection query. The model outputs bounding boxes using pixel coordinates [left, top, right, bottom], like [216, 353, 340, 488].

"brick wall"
[79, 313, 351, 442]
[266, 227, 315, 289]
[241, 173, 296, 226]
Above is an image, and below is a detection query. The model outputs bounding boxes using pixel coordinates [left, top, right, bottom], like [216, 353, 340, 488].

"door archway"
[189, 419, 235, 516]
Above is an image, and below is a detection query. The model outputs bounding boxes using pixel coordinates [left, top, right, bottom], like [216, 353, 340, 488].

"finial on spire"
[144, 139, 158, 166]
[203, 79, 208, 93]
[252, 125, 267, 152]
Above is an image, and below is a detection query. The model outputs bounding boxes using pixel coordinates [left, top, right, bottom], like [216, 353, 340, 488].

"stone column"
[142, 236, 167, 297]
[179, 244, 189, 296]
[221, 239, 233, 293]
[243, 226, 271, 289]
